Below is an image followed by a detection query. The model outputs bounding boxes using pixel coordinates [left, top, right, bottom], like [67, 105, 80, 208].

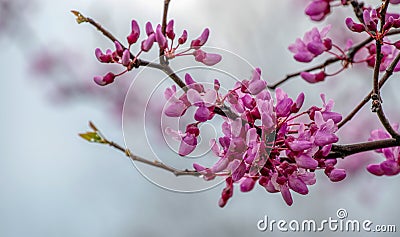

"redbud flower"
[187, 88, 217, 122]
[178, 30, 188, 44]
[240, 177, 256, 192]
[121, 49, 130, 67]
[345, 18, 365, 33]
[367, 126, 400, 176]
[95, 48, 112, 63]
[300, 71, 326, 83]
[145, 22, 154, 36]
[166, 20, 175, 40]
[191, 28, 210, 49]
[141, 34, 155, 52]
[240, 68, 267, 95]
[363, 9, 377, 32]
[93, 72, 115, 86]
[193, 49, 222, 66]
[155, 24, 168, 50]
[305, 0, 331, 21]
[327, 168, 346, 182]
[127, 20, 140, 45]
[114, 41, 124, 57]
[289, 25, 332, 63]
[365, 43, 400, 72]
[219, 177, 233, 207]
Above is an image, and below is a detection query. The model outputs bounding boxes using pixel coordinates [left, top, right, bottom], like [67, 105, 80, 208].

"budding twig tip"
[71, 10, 88, 24]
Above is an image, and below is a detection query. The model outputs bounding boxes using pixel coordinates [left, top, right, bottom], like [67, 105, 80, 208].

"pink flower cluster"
[292, 3, 400, 84]
[164, 68, 345, 206]
[289, 25, 332, 63]
[345, 8, 400, 36]
[364, 43, 400, 72]
[345, 7, 400, 71]
[93, 19, 221, 86]
[367, 125, 400, 176]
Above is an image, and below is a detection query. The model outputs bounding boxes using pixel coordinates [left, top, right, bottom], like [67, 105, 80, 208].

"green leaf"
[79, 132, 105, 143]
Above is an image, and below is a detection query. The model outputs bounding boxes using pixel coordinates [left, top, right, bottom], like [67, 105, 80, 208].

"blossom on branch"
[367, 126, 400, 176]
[163, 68, 344, 207]
[288, 25, 332, 63]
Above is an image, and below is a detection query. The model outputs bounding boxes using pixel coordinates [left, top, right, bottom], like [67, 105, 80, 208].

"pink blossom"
[367, 126, 400, 176]
[327, 168, 346, 182]
[162, 69, 343, 207]
[127, 20, 140, 45]
[155, 24, 168, 50]
[288, 25, 332, 63]
[178, 30, 188, 44]
[191, 28, 210, 49]
[345, 17, 365, 33]
[193, 49, 222, 66]
[166, 20, 175, 40]
[93, 72, 115, 86]
[305, 0, 331, 21]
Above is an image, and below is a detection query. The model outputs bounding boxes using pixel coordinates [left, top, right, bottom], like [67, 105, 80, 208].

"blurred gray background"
[1, 0, 399, 236]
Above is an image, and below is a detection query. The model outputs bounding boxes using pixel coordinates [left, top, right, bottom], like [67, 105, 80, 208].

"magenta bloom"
[345, 18, 365, 33]
[288, 25, 332, 63]
[305, 0, 331, 21]
[300, 71, 326, 83]
[193, 49, 222, 66]
[127, 20, 140, 45]
[187, 88, 217, 122]
[162, 69, 344, 207]
[191, 28, 210, 49]
[367, 126, 400, 176]
[93, 72, 115, 86]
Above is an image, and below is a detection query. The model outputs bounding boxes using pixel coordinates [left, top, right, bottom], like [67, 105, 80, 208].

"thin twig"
[159, 0, 171, 63]
[350, 0, 365, 24]
[376, 107, 400, 140]
[371, 1, 390, 110]
[84, 122, 200, 176]
[328, 138, 400, 158]
[71, 10, 166, 70]
[338, 49, 400, 128]
[82, 122, 400, 172]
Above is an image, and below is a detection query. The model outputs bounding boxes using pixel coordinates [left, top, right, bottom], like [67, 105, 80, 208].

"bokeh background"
[1, 0, 399, 236]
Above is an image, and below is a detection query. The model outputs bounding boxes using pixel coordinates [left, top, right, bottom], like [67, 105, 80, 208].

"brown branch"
[71, 10, 187, 88]
[376, 106, 400, 140]
[371, 1, 390, 110]
[328, 138, 400, 158]
[71, 10, 166, 70]
[159, 0, 171, 63]
[338, 48, 400, 128]
[350, 0, 365, 24]
[83, 122, 200, 177]
[71, 10, 240, 122]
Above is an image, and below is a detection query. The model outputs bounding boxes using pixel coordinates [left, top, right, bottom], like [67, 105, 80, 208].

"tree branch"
[376, 106, 400, 140]
[81, 122, 200, 177]
[328, 138, 400, 158]
[338, 50, 400, 128]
